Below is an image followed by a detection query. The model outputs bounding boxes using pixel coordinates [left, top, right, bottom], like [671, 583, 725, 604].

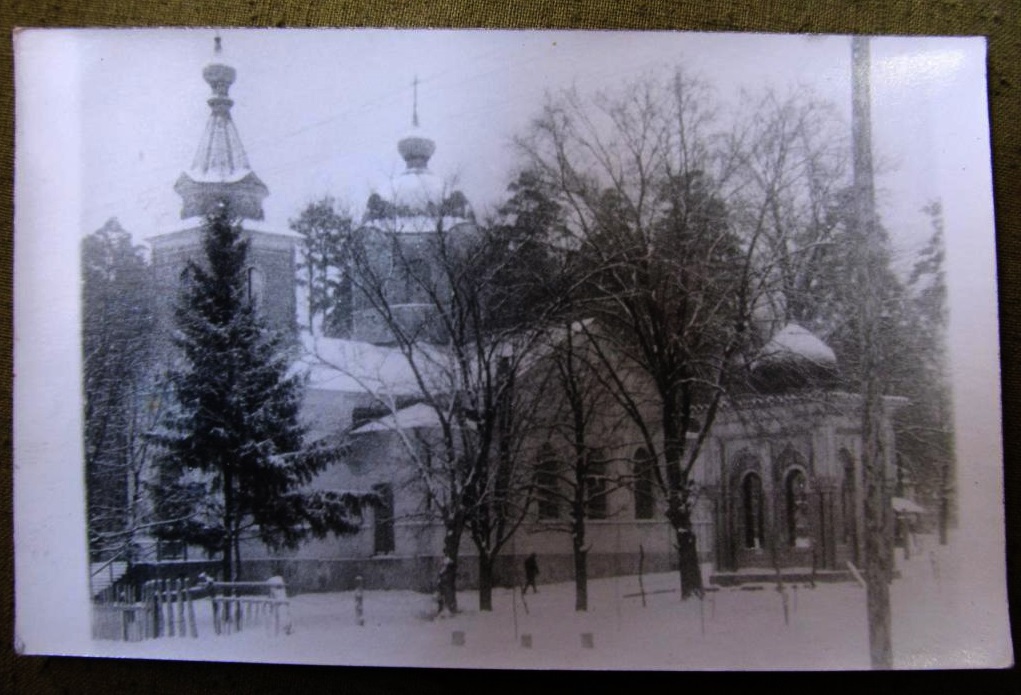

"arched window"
[246, 266, 265, 306]
[535, 444, 560, 520]
[633, 448, 655, 519]
[785, 469, 810, 547]
[741, 472, 764, 549]
[585, 449, 608, 520]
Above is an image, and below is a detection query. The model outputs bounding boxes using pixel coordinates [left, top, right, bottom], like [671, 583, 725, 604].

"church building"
[144, 39, 902, 593]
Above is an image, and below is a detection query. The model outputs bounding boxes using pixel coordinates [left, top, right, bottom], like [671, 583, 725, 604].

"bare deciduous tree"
[516, 70, 863, 599]
[341, 204, 551, 613]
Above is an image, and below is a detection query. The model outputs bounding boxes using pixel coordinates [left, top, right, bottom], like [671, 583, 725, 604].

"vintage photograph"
[14, 28, 1010, 669]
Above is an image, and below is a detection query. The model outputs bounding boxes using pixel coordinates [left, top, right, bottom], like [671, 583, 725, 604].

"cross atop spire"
[397, 75, 435, 172]
[173, 35, 268, 220]
[412, 75, 420, 128]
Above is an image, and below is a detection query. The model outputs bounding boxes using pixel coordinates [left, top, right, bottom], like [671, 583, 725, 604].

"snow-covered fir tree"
[151, 205, 369, 583]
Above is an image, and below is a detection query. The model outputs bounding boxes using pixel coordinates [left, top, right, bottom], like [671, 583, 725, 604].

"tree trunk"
[660, 395, 704, 598]
[573, 543, 588, 612]
[674, 511, 704, 599]
[478, 554, 494, 612]
[222, 467, 234, 585]
[664, 481, 703, 599]
[233, 532, 242, 582]
[437, 526, 461, 615]
[573, 450, 589, 611]
[221, 531, 233, 624]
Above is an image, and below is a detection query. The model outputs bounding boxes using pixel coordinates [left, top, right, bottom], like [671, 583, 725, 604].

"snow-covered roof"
[755, 322, 837, 367]
[298, 333, 450, 398]
[350, 402, 445, 434]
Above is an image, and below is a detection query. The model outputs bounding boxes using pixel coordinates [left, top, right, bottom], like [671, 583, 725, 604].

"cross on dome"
[412, 75, 419, 128]
[398, 75, 436, 173]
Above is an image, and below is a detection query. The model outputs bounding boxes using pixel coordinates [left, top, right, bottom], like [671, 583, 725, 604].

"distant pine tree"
[82, 218, 156, 561]
[151, 204, 368, 582]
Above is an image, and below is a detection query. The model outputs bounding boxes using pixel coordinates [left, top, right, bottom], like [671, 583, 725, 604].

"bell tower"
[150, 35, 297, 341]
[353, 76, 475, 345]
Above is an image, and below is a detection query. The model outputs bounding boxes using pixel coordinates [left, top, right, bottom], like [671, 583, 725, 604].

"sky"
[71, 29, 989, 270]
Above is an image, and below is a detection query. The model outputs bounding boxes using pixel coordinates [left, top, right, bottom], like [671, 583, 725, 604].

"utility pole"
[852, 34, 894, 670]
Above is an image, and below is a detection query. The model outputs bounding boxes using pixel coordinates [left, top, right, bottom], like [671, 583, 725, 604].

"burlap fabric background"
[1, 2, 1018, 691]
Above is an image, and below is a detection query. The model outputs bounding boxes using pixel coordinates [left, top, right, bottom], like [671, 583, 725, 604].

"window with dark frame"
[785, 469, 810, 547]
[633, 447, 655, 519]
[742, 471, 764, 549]
[536, 444, 560, 520]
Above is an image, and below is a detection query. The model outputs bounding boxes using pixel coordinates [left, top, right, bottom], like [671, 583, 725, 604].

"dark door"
[373, 483, 395, 555]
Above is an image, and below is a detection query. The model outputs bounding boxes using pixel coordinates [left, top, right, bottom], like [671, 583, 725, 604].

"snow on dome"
[756, 322, 837, 367]
[391, 168, 445, 209]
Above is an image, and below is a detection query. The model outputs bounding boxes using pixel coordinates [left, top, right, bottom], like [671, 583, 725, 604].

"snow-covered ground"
[88, 534, 1011, 670]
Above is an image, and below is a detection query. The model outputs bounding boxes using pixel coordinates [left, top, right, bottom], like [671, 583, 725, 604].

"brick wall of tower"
[149, 226, 297, 353]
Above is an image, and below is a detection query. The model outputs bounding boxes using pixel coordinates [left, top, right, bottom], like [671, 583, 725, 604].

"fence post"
[187, 584, 198, 638]
[212, 594, 221, 636]
[638, 544, 647, 608]
[152, 580, 159, 637]
[355, 576, 364, 627]
[121, 587, 129, 642]
[164, 580, 175, 637]
[511, 583, 519, 640]
[176, 580, 186, 637]
[235, 589, 242, 633]
[146, 581, 155, 638]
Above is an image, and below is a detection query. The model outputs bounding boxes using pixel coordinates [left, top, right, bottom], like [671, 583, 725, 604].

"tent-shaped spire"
[174, 35, 268, 220]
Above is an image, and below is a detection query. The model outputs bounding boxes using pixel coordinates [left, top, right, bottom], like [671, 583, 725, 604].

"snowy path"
[88, 536, 1010, 669]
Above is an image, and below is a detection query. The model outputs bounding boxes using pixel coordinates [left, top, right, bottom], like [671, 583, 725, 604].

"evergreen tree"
[290, 197, 355, 337]
[900, 201, 954, 543]
[82, 218, 157, 560]
[152, 205, 367, 582]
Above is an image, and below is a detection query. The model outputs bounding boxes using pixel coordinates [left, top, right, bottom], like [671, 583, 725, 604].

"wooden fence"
[91, 577, 290, 641]
[207, 579, 292, 636]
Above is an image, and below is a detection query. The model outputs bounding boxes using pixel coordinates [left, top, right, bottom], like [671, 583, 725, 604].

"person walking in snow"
[523, 552, 539, 594]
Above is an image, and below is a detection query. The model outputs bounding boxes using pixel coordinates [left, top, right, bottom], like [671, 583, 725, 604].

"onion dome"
[397, 129, 435, 174]
[173, 35, 268, 220]
[365, 75, 463, 224]
[397, 75, 436, 173]
[397, 132, 436, 172]
[751, 322, 838, 392]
